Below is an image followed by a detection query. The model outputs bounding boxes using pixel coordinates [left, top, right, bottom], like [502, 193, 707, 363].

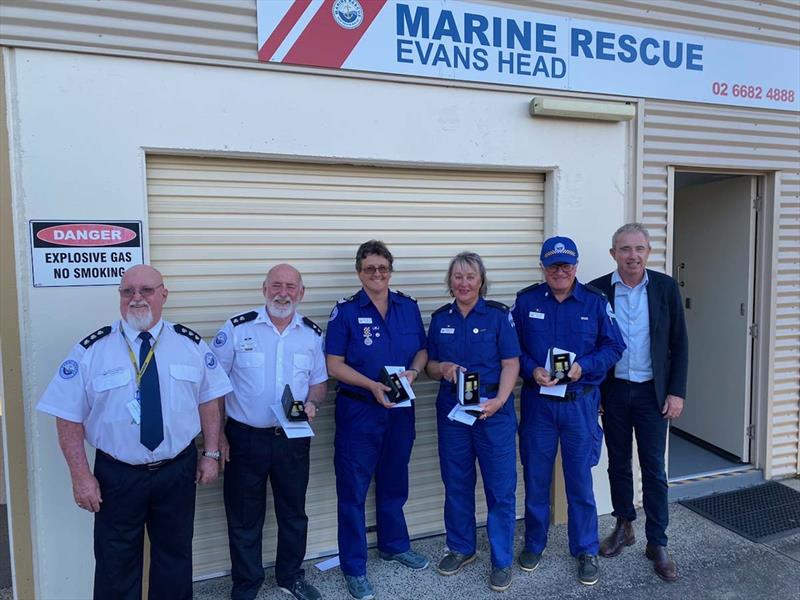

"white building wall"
[7, 48, 629, 599]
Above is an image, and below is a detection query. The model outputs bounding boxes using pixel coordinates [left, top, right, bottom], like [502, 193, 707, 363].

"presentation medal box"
[380, 367, 411, 404]
[457, 370, 480, 406]
[549, 348, 572, 384]
[281, 384, 308, 422]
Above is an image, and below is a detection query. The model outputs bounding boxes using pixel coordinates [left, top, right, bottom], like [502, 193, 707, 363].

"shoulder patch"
[432, 303, 452, 317]
[516, 282, 541, 296]
[394, 290, 418, 302]
[337, 294, 357, 305]
[174, 323, 202, 344]
[485, 300, 510, 311]
[302, 316, 323, 336]
[80, 325, 112, 349]
[231, 310, 258, 327]
[584, 283, 608, 299]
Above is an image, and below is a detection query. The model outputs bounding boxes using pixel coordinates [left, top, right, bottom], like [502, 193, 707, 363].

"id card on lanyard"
[123, 329, 163, 424]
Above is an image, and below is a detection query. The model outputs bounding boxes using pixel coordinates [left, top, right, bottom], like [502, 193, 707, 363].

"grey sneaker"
[490, 567, 512, 592]
[344, 574, 375, 600]
[379, 549, 430, 570]
[577, 553, 600, 586]
[279, 578, 322, 600]
[518, 549, 542, 572]
[436, 551, 477, 576]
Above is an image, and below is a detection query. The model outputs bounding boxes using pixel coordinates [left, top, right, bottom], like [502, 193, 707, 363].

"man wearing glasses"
[512, 237, 625, 587]
[37, 264, 232, 600]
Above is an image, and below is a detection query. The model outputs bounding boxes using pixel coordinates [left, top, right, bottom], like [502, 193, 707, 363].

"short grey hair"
[612, 223, 651, 249]
[445, 251, 489, 297]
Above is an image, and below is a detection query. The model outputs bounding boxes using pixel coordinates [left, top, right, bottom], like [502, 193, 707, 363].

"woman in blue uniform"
[325, 240, 429, 600]
[426, 251, 520, 593]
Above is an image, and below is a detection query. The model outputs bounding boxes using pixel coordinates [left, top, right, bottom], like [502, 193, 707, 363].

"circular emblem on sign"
[554, 242, 566, 252]
[205, 352, 218, 369]
[332, 0, 364, 29]
[59, 359, 79, 379]
[213, 331, 227, 347]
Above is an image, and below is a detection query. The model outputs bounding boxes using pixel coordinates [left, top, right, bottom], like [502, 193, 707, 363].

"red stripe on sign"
[282, 0, 387, 68]
[258, 0, 313, 62]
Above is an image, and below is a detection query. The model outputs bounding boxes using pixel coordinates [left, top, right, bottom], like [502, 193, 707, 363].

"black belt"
[527, 384, 592, 402]
[97, 443, 192, 471]
[613, 377, 654, 387]
[227, 417, 283, 436]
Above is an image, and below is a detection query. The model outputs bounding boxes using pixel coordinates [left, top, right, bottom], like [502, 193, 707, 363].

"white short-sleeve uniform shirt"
[212, 307, 327, 428]
[37, 319, 233, 464]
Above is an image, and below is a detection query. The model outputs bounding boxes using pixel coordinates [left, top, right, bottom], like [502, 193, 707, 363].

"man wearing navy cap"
[512, 236, 625, 586]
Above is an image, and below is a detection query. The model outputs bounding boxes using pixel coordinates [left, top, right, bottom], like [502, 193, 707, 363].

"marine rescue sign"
[256, 0, 799, 111]
[30, 221, 143, 287]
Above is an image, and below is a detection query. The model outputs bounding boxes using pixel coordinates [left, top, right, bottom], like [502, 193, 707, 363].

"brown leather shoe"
[599, 517, 635, 558]
[645, 544, 678, 582]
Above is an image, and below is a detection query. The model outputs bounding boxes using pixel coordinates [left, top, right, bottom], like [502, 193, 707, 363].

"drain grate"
[680, 481, 800, 542]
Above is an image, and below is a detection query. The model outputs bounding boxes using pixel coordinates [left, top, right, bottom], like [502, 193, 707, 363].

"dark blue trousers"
[437, 394, 517, 568]
[224, 419, 310, 600]
[602, 378, 669, 547]
[334, 394, 415, 577]
[93, 444, 196, 600]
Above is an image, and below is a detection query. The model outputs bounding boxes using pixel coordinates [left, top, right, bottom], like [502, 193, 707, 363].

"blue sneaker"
[344, 574, 375, 600]
[379, 549, 430, 570]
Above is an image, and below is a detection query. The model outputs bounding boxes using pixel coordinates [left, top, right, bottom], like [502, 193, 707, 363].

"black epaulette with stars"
[432, 303, 452, 316]
[302, 316, 323, 336]
[394, 290, 418, 302]
[174, 323, 202, 344]
[337, 294, 356, 304]
[231, 310, 258, 326]
[80, 326, 112, 349]
[584, 284, 608, 299]
[517, 282, 541, 296]
[485, 300, 510, 311]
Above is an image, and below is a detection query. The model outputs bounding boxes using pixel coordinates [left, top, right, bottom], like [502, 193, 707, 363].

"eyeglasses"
[360, 266, 392, 275]
[544, 263, 575, 274]
[118, 283, 164, 298]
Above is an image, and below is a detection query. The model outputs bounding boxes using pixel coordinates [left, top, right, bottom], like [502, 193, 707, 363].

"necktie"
[138, 331, 164, 451]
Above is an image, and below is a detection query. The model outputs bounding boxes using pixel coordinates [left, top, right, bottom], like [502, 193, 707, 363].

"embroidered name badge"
[529, 311, 545, 320]
[358, 317, 373, 324]
[440, 327, 455, 334]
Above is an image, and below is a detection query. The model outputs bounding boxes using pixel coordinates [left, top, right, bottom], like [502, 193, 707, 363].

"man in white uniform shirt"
[37, 264, 232, 600]
[213, 264, 327, 600]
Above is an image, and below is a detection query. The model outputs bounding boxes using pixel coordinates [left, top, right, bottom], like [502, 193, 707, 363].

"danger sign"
[30, 221, 144, 287]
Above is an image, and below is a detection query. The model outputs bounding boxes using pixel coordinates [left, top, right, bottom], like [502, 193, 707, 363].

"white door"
[673, 176, 756, 460]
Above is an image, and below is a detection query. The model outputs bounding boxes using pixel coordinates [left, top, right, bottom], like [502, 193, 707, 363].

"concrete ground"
[194, 478, 800, 600]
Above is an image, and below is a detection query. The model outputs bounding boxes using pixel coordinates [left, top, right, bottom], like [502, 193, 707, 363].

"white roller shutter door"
[146, 155, 545, 579]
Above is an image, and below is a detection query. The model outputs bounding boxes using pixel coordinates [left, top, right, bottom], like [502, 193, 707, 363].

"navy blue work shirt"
[325, 288, 426, 399]
[512, 282, 626, 389]
[427, 297, 520, 394]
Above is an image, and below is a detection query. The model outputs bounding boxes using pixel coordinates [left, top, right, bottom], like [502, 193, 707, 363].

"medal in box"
[549, 348, 572, 384]
[281, 384, 308, 422]
[457, 370, 480, 405]
[380, 367, 411, 404]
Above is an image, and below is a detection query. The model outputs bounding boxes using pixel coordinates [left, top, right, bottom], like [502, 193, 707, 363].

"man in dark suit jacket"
[589, 223, 688, 582]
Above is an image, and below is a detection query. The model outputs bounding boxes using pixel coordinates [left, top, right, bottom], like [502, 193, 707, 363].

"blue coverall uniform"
[512, 282, 625, 557]
[427, 298, 521, 568]
[325, 288, 426, 577]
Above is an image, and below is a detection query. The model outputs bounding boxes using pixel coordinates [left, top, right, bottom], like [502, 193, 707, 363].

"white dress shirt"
[612, 270, 654, 382]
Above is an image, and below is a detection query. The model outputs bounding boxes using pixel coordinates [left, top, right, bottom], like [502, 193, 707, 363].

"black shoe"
[517, 549, 542, 572]
[279, 578, 322, 600]
[577, 553, 599, 586]
[599, 517, 635, 558]
[489, 567, 512, 592]
[436, 551, 477, 576]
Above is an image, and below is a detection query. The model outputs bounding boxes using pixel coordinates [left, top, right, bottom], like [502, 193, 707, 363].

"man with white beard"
[37, 264, 232, 600]
[212, 264, 328, 600]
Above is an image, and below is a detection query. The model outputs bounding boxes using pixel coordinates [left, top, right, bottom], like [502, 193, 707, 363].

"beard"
[266, 296, 295, 319]
[125, 303, 154, 331]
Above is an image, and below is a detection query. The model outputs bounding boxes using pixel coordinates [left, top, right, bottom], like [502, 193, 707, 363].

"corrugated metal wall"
[146, 155, 544, 577]
[1, 0, 797, 474]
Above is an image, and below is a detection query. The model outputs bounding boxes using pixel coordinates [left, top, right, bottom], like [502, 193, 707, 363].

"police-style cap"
[540, 236, 579, 266]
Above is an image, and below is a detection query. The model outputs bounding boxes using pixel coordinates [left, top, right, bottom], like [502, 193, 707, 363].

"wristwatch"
[202, 450, 221, 461]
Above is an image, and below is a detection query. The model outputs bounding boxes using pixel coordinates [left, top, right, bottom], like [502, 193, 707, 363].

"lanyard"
[123, 329, 163, 389]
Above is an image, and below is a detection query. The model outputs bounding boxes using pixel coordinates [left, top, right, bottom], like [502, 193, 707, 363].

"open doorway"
[669, 172, 759, 482]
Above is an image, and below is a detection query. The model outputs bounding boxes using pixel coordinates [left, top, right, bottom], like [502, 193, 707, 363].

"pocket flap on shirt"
[93, 368, 131, 392]
[169, 364, 202, 382]
[293, 353, 311, 370]
[234, 352, 265, 369]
